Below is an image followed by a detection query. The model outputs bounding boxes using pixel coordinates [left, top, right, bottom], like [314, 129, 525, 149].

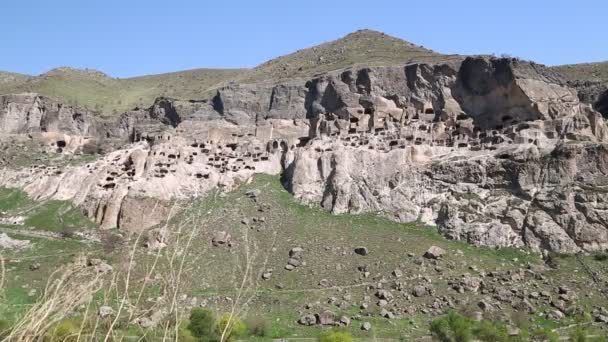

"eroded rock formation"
[1, 56, 607, 253]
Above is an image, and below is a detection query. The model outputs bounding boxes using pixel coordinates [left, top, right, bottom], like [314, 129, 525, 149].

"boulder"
[424, 246, 446, 259]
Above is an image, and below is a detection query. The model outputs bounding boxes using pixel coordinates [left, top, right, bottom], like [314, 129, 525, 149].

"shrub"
[473, 320, 509, 342]
[319, 329, 355, 342]
[178, 322, 198, 342]
[246, 316, 269, 337]
[216, 314, 246, 341]
[429, 311, 474, 342]
[570, 326, 588, 342]
[47, 319, 80, 342]
[531, 327, 559, 342]
[593, 253, 608, 261]
[187, 308, 217, 342]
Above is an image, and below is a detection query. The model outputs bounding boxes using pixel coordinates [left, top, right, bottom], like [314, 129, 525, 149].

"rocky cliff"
[1, 56, 606, 253]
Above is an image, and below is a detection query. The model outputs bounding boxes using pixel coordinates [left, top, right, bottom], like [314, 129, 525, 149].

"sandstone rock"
[298, 314, 316, 326]
[412, 285, 427, 297]
[98, 306, 115, 318]
[0, 233, 31, 250]
[212, 231, 231, 247]
[316, 310, 335, 325]
[361, 322, 372, 331]
[424, 246, 446, 259]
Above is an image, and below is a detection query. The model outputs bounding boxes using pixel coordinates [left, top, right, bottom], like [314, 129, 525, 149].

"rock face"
[1, 56, 607, 253]
[285, 57, 608, 253]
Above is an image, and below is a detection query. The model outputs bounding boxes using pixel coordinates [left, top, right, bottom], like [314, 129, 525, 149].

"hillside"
[0, 30, 460, 113]
[240, 29, 458, 82]
[0, 71, 31, 85]
[552, 61, 608, 82]
[2, 175, 607, 339]
[0, 67, 246, 114]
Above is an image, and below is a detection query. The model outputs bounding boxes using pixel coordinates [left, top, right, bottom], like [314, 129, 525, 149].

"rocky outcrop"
[2, 56, 607, 253]
[565, 80, 608, 117]
[286, 57, 608, 253]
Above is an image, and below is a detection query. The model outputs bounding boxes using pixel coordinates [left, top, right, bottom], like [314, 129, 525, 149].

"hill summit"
[242, 29, 451, 82]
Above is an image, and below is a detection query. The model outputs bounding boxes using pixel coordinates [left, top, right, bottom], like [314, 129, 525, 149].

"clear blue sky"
[1, 0, 606, 78]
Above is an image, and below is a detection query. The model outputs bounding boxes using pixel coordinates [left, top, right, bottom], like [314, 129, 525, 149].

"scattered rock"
[412, 285, 427, 297]
[354, 247, 369, 256]
[424, 246, 446, 259]
[0, 233, 31, 250]
[361, 322, 372, 331]
[211, 231, 231, 247]
[98, 306, 115, 318]
[298, 314, 316, 326]
[316, 310, 335, 325]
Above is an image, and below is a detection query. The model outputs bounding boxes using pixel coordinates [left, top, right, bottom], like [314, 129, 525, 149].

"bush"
[246, 316, 269, 337]
[178, 322, 198, 342]
[187, 308, 217, 342]
[570, 326, 588, 342]
[593, 253, 608, 261]
[216, 314, 246, 341]
[531, 327, 559, 342]
[429, 311, 474, 342]
[47, 319, 80, 342]
[319, 329, 355, 342]
[473, 320, 509, 342]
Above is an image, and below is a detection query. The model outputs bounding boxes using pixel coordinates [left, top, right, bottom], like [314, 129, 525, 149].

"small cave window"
[56, 140, 66, 148]
[425, 108, 435, 114]
[364, 108, 373, 115]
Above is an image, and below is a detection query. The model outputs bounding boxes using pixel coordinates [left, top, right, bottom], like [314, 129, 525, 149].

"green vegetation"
[0, 187, 95, 233]
[0, 67, 245, 114]
[216, 314, 246, 341]
[1, 175, 608, 340]
[188, 308, 217, 342]
[430, 311, 474, 342]
[319, 329, 355, 342]
[47, 319, 81, 342]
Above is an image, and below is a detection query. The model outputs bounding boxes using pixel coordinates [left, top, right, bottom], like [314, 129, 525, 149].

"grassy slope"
[0, 67, 246, 113]
[552, 61, 608, 82]
[123, 175, 605, 339]
[1, 176, 607, 339]
[0, 188, 98, 322]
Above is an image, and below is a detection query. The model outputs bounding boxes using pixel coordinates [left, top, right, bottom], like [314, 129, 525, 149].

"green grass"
[0, 67, 245, 113]
[0, 188, 31, 212]
[0, 174, 605, 339]
[0, 187, 96, 233]
[0, 235, 97, 323]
